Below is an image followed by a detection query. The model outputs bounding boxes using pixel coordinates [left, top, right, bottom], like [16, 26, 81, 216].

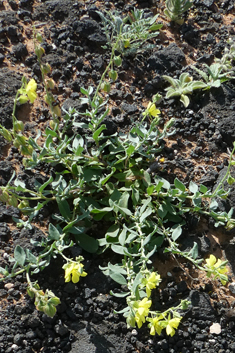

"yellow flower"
[206, 254, 217, 267]
[147, 315, 164, 335]
[142, 272, 161, 297]
[133, 297, 152, 328]
[205, 254, 228, 285]
[165, 316, 181, 337]
[143, 102, 161, 118]
[206, 255, 228, 274]
[26, 79, 37, 103]
[18, 78, 37, 104]
[62, 261, 87, 284]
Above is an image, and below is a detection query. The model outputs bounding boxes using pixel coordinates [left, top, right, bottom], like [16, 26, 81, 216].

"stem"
[212, 143, 235, 198]
[93, 33, 122, 103]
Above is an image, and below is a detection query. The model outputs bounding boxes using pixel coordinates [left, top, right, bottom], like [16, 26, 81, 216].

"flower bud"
[51, 105, 61, 117]
[101, 81, 111, 93]
[35, 46, 45, 59]
[0, 127, 12, 142]
[8, 195, 18, 207]
[114, 56, 122, 67]
[0, 190, 9, 203]
[41, 63, 51, 75]
[36, 33, 43, 43]
[108, 70, 118, 81]
[15, 134, 28, 147]
[49, 120, 56, 129]
[45, 78, 55, 90]
[123, 39, 130, 48]
[13, 120, 24, 133]
[18, 200, 29, 209]
[18, 95, 29, 104]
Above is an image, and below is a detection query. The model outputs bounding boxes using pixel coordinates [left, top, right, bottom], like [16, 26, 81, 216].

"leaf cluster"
[97, 8, 162, 54]
[164, 0, 194, 23]
[162, 73, 206, 107]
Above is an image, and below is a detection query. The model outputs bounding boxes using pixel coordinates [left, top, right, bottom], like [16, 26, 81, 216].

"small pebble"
[209, 323, 221, 334]
[4, 283, 14, 290]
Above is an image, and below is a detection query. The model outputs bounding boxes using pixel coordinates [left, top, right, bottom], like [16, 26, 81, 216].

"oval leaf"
[14, 245, 26, 266]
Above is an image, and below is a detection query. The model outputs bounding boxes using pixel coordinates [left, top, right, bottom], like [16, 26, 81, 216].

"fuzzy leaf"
[110, 272, 127, 285]
[14, 245, 26, 266]
[174, 178, 186, 192]
[180, 94, 190, 107]
[172, 226, 182, 241]
[48, 223, 61, 241]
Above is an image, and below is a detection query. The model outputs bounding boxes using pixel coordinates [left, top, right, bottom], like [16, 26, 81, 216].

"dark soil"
[1, 0, 235, 352]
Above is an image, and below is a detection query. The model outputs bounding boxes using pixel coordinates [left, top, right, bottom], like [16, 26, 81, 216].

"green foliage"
[162, 73, 207, 107]
[192, 63, 235, 90]
[0, 16, 233, 333]
[214, 38, 235, 71]
[97, 8, 162, 54]
[164, 0, 194, 23]
[203, 255, 228, 285]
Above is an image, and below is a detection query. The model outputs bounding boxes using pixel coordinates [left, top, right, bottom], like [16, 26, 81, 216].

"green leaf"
[109, 272, 127, 285]
[107, 262, 127, 275]
[91, 207, 113, 220]
[158, 204, 168, 218]
[132, 271, 143, 295]
[140, 207, 152, 223]
[210, 199, 218, 211]
[56, 198, 71, 221]
[45, 127, 57, 137]
[147, 185, 154, 196]
[211, 79, 221, 88]
[199, 184, 208, 193]
[188, 242, 198, 260]
[80, 87, 89, 96]
[101, 167, 116, 186]
[106, 224, 120, 238]
[154, 176, 170, 190]
[26, 249, 37, 264]
[110, 290, 129, 298]
[131, 186, 140, 205]
[48, 223, 61, 241]
[227, 175, 235, 185]
[119, 228, 127, 246]
[118, 191, 130, 209]
[38, 176, 53, 193]
[72, 134, 84, 150]
[74, 233, 98, 253]
[126, 145, 135, 157]
[162, 75, 178, 88]
[174, 178, 186, 192]
[14, 245, 26, 266]
[43, 304, 57, 318]
[180, 94, 190, 107]
[0, 266, 9, 276]
[92, 124, 106, 141]
[116, 205, 132, 216]
[142, 232, 152, 246]
[189, 181, 198, 194]
[111, 244, 126, 255]
[172, 226, 182, 241]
